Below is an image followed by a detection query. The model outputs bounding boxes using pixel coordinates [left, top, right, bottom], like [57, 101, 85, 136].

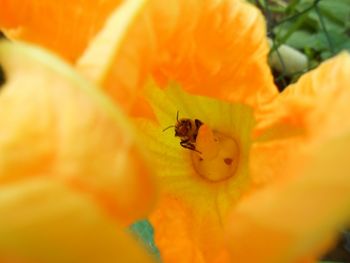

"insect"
[163, 111, 203, 153]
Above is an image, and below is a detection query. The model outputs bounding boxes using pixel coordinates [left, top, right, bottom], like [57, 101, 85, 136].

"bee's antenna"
[163, 111, 179, 132]
[162, 125, 175, 132]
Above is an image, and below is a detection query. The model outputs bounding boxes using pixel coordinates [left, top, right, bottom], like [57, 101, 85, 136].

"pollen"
[192, 125, 240, 182]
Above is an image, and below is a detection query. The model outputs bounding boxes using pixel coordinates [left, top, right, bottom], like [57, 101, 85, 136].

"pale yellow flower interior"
[137, 82, 256, 218]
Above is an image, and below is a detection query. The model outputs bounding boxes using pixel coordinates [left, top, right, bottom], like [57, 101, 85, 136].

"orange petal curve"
[0, 0, 122, 62]
[255, 52, 350, 140]
[226, 132, 350, 263]
[251, 53, 350, 186]
[77, 0, 277, 115]
[0, 41, 156, 225]
[150, 196, 231, 263]
[0, 178, 154, 263]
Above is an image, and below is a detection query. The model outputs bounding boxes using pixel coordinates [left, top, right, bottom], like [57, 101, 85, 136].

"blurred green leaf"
[318, 0, 350, 27]
[287, 31, 350, 53]
[307, 10, 347, 34]
[129, 220, 161, 262]
[285, 30, 317, 48]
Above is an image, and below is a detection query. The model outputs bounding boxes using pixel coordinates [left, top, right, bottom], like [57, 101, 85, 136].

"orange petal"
[255, 52, 350, 140]
[226, 132, 350, 263]
[77, 0, 277, 115]
[0, 178, 154, 263]
[251, 53, 350, 186]
[0, 41, 155, 224]
[250, 136, 310, 186]
[0, 0, 122, 62]
[196, 124, 221, 160]
[150, 196, 231, 263]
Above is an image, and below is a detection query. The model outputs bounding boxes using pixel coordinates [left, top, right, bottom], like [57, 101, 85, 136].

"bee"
[163, 111, 203, 153]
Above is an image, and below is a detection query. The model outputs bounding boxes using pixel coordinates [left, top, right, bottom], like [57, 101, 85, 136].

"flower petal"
[0, 41, 155, 224]
[0, 0, 122, 62]
[255, 52, 350, 140]
[0, 178, 154, 263]
[150, 196, 231, 263]
[226, 133, 350, 263]
[77, 0, 277, 114]
[252, 53, 350, 185]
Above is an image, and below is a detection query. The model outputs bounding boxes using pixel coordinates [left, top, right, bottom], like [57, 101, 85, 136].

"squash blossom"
[2, 0, 350, 263]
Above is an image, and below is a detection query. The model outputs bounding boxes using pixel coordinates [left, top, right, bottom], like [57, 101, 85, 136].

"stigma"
[191, 125, 239, 182]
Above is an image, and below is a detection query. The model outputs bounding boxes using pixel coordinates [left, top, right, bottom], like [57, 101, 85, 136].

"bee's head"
[175, 119, 191, 137]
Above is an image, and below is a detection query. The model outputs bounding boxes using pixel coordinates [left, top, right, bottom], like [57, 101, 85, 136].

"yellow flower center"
[139, 83, 255, 212]
[191, 125, 240, 182]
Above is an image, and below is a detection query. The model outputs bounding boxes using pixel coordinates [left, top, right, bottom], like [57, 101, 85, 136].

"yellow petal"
[0, 41, 155, 224]
[226, 133, 350, 262]
[77, 0, 277, 114]
[0, 178, 154, 263]
[0, 0, 122, 62]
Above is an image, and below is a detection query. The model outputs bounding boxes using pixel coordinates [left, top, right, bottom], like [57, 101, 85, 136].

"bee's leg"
[180, 140, 195, 150]
[180, 140, 201, 153]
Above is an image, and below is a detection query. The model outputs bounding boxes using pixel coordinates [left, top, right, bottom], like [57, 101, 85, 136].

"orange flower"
[0, 41, 155, 262]
[140, 56, 350, 263]
[79, 1, 350, 263]
[3, 0, 350, 263]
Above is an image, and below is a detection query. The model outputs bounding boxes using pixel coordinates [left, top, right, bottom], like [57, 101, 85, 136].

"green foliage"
[129, 219, 161, 262]
[274, 0, 350, 61]
[250, 0, 350, 88]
